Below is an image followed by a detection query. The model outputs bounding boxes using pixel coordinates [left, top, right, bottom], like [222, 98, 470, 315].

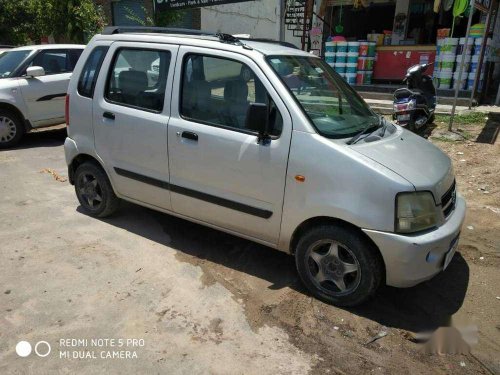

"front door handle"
[103, 111, 115, 120]
[181, 131, 198, 141]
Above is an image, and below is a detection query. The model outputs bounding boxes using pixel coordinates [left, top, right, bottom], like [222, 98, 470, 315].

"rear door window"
[105, 48, 171, 112]
[78, 46, 109, 98]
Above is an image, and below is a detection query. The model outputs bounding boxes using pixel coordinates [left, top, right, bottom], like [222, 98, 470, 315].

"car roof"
[93, 32, 312, 58]
[10, 44, 86, 52]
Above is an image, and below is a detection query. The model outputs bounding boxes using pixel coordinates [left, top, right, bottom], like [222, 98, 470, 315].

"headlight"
[396, 192, 438, 233]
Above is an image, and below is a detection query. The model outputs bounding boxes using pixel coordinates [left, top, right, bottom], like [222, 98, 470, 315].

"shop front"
[319, 0, 498, 99]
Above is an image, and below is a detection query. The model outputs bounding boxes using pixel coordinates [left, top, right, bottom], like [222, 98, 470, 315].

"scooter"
[393, 63, 436, 132]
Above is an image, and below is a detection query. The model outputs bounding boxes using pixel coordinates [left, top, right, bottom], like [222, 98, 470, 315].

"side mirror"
[26, 66, 45, 78]
[245, 103, 271, 145]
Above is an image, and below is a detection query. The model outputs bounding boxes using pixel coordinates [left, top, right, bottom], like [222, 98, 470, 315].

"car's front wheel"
[0, 109, 24, 148]
[74, 162, 120, 218]
[295, 225, 383, 306]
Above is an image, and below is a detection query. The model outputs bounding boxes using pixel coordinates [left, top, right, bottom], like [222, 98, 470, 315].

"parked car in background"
[0, 44, 85, 148]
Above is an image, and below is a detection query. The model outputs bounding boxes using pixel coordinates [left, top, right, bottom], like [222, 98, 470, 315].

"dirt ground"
[0, 117, 498, 374]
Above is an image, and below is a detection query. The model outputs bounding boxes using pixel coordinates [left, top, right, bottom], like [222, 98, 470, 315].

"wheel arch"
[289, 216, 386, 278]
[0, 102, 31, 131]
[68, 153, 106, 185]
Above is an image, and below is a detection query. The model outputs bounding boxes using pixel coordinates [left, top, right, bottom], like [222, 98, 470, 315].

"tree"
[124, 5, 183, 28]
[51, 0, 107, 43]
[0, 0, 106, 45]
[0, 0, 48, 45]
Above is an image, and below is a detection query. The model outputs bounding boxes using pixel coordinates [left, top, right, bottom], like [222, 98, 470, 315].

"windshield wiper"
[346, 117, 382, 145]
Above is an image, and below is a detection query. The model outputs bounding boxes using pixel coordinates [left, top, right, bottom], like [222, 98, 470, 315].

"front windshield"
[0, 50, 32, 78]
[267, 55, 378, 138]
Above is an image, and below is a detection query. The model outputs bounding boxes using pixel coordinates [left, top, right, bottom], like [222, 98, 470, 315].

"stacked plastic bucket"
[468, 37, 491, 91]
[435, 38, 458, 89]
[435, 37, 491, 90]
[325, 40, 336, 68]
[356, 41, 376, 85]
[325, 40, 346, 78]
[345, 42, 359, 84]
[325, 39, 376, 85]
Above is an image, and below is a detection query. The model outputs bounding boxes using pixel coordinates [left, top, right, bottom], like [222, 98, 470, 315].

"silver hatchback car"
[64, 27, 465, 306]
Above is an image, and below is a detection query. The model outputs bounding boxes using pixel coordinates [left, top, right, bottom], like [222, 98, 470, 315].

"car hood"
[351, 127, 454, 203]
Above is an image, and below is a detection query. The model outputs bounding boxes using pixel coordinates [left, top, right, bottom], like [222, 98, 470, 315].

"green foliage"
[155, 9, 184, 27]
[0, 0, 106, 45]
[124, 5, 183, 28]
[0, 0, 46, 44]
[435, 111, 489, 125]
[52, 0, 107, 43]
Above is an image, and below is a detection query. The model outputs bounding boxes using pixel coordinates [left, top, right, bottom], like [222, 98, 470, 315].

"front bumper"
[363, 195, 466, 287]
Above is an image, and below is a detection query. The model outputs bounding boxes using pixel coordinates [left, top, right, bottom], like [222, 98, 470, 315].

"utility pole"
[277, 0, 285, 41]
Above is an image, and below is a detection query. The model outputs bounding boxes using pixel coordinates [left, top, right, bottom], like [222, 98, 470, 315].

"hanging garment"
[434, 0, 441, 13]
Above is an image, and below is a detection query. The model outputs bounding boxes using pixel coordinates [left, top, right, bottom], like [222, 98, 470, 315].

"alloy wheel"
[305, 239, 361, 296]
[77, 173, 103, 210]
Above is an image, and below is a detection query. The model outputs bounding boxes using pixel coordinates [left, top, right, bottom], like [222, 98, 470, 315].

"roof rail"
[102, 26, 215, 36]
[236, 37, 298, 49]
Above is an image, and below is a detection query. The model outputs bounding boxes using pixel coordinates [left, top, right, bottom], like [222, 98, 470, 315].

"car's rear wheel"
[0, 109, 24, 148]
[74, 162, 120, 218]
[295, 225, 383, 306]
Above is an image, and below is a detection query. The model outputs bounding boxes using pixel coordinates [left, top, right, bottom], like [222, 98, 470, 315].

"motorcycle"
[393, 63, 436, 132]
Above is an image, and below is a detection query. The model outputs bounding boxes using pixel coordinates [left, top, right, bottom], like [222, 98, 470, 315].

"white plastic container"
[457, 37, 473, 55]
[469, 54, 480, 73]
[335, 52, 347, 63]
[438, 71, 453, 89]
[440, 54, 455, 71]
[455, 54, 471, 73]
[453, 71, 468, 90]
[345, 72, 357, 84]
[441, 37, 459, 55]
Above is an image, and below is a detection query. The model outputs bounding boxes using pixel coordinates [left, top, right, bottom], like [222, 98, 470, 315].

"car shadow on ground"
[1, 126, 67, 151]
[80, 201, 469, 333]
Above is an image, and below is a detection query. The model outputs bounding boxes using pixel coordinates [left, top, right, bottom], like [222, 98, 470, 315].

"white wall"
[200, 0, 303, 48]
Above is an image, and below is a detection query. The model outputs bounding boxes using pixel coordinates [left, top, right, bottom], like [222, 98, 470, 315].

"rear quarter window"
[77, 46, 109, 98]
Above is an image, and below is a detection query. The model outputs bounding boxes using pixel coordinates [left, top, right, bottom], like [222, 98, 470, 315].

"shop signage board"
[155, 0, 252, 11]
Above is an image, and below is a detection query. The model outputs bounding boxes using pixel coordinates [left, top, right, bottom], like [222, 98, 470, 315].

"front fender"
[0, 79, 29, 120]
[278, 131, 413, 252]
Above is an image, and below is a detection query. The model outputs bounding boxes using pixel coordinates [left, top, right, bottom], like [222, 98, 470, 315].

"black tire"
[429, 114, 435, 124]
[74, 162, 120, 218]
[0, 109, 24, 149]
[295, 225, 383, 307]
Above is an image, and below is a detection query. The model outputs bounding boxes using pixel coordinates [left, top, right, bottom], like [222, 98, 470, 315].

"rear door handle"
[103, 112, 115, 120]
[181, 131, 198, 141]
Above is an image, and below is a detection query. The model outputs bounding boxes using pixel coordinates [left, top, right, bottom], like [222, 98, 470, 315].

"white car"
[65, 28, 465, 306]
[0, 44, 85, 148]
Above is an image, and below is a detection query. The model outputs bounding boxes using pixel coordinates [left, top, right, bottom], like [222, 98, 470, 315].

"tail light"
[65, 94, 70, 127]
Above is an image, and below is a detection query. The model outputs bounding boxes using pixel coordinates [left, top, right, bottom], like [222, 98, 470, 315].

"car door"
[93, 42, 178, 210]
[167, 47, 292, 245]
[18, 48, 82, 126]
